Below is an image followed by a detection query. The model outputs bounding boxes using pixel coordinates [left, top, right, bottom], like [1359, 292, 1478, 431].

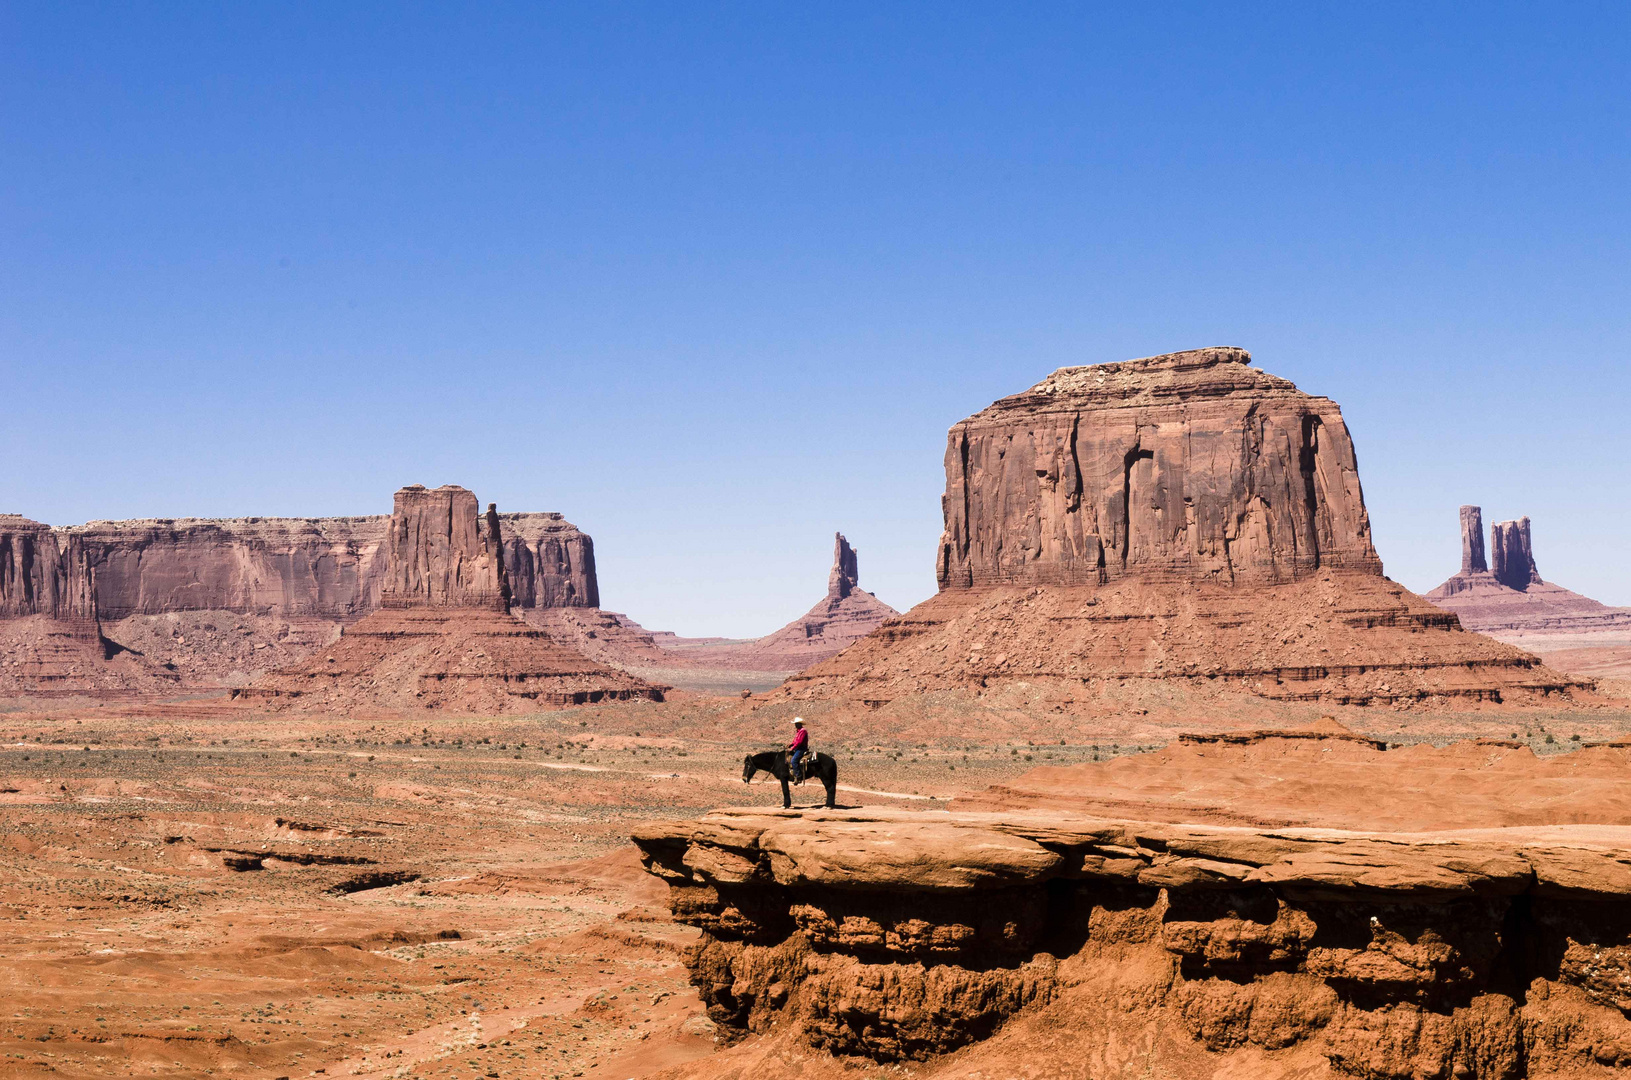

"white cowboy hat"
[791, 717, 805, 725]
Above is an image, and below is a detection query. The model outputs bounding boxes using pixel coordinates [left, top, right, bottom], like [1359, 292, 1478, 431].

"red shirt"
[789, 728, 808, 752]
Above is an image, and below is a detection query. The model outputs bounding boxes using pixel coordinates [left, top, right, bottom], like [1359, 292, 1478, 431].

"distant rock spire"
[828, 533, 859, 600]
[1491, 516, 1542, 591]
[1459, 505, 1487, 574]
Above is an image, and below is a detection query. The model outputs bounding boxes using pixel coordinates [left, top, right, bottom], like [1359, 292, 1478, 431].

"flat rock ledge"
[635, 807, 1631, 1077]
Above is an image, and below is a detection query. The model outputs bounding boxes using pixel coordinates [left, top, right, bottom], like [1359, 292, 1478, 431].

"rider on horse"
[789, 717, 809, 784]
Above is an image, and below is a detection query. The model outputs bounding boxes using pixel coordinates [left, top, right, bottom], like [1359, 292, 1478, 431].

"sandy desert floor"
[3, 685, 1631, 1080]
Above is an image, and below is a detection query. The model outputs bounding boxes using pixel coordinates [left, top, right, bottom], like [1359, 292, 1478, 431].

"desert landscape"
[4, 348, 1631, 1080]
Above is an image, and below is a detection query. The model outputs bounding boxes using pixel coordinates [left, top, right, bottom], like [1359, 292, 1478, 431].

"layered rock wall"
[68, 516, 383, 619]
[936, 347, 1382, 590]
[638, 805, 1631, 1077]
[379, 485, 508, 611]
[0, 515, 96, 622]
[2, 507, 597, 620]
[501, 513, 599, 609]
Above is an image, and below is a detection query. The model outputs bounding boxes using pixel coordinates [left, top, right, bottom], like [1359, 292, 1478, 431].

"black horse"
[742, 750, 838, 809]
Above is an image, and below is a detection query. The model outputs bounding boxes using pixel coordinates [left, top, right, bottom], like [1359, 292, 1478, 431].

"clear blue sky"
[5, 4, 1629, 635]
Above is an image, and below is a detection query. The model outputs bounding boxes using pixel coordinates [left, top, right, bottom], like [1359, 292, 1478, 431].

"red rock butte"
[235, 485, 661, 711]
[782, 347, 1587, 710]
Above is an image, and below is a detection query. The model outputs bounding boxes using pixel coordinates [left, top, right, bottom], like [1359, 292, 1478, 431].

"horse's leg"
[780, 778, 792, 809]
[824, 772, 836, 809]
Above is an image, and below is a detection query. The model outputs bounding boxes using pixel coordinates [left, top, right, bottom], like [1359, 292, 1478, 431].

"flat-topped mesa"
[2, 509, 596, 620]
[378, 485, 509, 612]
[781, 355, 1589, 711]
[237, 484, 663, 711]
[937, 347, 1382, 590]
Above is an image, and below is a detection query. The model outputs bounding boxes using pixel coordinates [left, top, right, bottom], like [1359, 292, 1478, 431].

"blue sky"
[4, 4, 1629, 635]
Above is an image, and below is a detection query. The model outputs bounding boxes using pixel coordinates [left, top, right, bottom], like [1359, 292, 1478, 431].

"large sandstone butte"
[782, 348, 1586, 710]
[1427, 505, 1631, 637]
[938, 346, 1382, 589]
[237, 486, 660, 712]
[637, 727, 1631, 1078]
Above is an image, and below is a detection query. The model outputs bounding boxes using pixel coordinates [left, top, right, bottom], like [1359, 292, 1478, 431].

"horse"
[742, 749, 838, 809]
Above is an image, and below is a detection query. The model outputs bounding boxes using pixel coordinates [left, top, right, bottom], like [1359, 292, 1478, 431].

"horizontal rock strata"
[637, 805, 1631, 1076]
[234, 607, 662, 711]
[0, 516, 180, 694]
[784, 571, 1589, 707]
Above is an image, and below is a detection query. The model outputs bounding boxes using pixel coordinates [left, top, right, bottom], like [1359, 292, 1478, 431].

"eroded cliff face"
[937, 347, 1382, 591]
[379, 486, 508, 611]
[0, 515, 97, 622]
[67, 516, 384, 619]
[18, 508, 596, 620]
[238, 485, 662, 711]
[502, 513, 599, 609]
[637, 804, 1631, 1078]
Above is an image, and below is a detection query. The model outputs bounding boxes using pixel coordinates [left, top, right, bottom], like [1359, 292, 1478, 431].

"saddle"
[786, 747, 813, 784]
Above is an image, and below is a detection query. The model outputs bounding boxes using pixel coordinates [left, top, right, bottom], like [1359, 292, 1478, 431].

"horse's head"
[742, 754, 757, 783]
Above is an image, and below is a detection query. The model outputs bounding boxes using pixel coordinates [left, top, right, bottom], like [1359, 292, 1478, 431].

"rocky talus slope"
[1427, 506, 1631, 637]
[777, 349, 1588, 713]
[784, 570, 1587, 709]
[238, 485, 660, 711]
[637, 731, 1631, 1078]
